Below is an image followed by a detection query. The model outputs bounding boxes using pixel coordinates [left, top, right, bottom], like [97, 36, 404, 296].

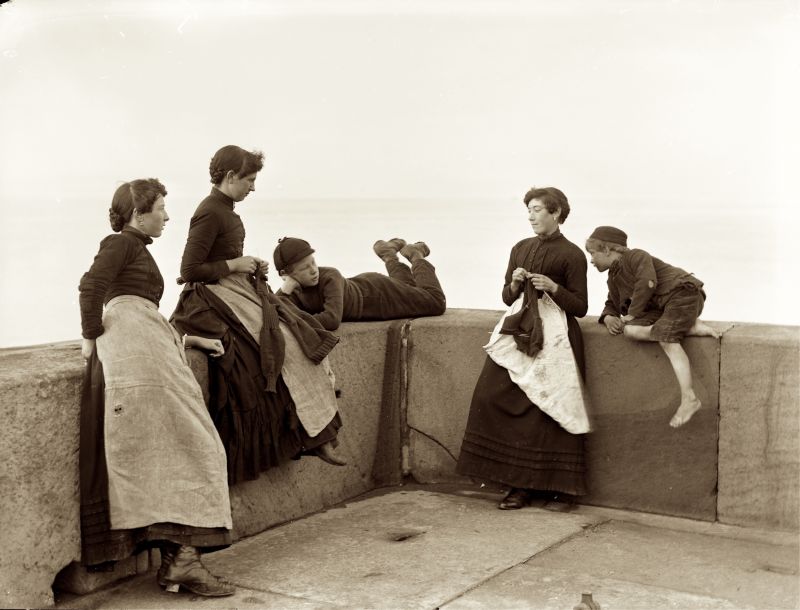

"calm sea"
[0, 196, 795, 348]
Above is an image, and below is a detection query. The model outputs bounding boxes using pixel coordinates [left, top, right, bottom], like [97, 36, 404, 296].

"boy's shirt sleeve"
[313, 268, 346, 331]
[626, 249, 658, 318]
[600, 282, 620, 322]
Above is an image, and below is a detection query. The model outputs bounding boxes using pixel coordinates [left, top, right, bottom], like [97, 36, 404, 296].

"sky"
[1, 0, 798, 347]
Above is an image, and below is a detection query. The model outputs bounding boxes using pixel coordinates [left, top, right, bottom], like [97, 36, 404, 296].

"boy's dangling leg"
[623, 324, 701, 427]
[659, 341, 702, 428]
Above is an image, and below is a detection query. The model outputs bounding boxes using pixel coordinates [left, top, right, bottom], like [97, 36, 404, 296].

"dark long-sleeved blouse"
[500, 231, 589, 375]
[180, 188, 245, 283]
[78, 227, 164, 339]
[502, 232, 588, 317]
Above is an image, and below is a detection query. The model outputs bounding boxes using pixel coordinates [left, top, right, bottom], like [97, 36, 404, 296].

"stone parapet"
[717, 324, 800, 530]
[0, 312, 797, 608]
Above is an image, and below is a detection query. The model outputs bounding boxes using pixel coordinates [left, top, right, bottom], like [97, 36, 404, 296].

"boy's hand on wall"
[604, 316, 625, 335]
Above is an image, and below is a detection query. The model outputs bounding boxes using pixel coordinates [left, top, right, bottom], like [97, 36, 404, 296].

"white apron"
[207, 274, 338, 437]
[483, 292, 591, 434]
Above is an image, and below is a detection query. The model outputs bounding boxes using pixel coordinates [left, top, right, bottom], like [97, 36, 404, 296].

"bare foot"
[670, 395, 702, 428]
[687, 319, 719, 338]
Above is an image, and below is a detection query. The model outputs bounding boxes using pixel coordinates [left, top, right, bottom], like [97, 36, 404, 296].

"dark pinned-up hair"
[209, 145, 265, 185]
[523, 186, 571, 224]
[108, 178, 167, 232]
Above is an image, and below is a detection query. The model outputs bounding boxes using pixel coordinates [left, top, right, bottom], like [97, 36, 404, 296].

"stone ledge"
[0, 313, 797, 609]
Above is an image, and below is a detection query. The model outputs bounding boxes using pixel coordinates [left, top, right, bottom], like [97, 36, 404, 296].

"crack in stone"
[409, 425, 458, 463]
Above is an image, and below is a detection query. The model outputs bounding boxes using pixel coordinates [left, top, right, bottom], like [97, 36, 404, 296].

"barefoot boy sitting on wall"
[585, 226, 718, 428]
[274, 237, 446, 331]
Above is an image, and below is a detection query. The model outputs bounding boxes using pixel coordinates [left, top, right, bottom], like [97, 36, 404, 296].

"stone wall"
[406, 312, 721, 520]
[1, 311, 797, 608]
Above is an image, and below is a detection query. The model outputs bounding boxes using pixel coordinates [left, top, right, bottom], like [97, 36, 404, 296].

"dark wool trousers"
[351, 259, 446, 321]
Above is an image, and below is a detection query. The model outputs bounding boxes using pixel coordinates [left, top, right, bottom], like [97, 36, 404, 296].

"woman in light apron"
[79, 178, 234, 597]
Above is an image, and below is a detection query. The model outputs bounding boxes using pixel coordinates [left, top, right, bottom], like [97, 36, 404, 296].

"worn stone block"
[53, 554, 140, 596]
[405, 310, 500, 482]
[406, 312, 720, 520]
[718, 324, 800, 530]
[0, 343, 84, 609]
[226, 320, 398, 539]
[582, 322, 720, 520]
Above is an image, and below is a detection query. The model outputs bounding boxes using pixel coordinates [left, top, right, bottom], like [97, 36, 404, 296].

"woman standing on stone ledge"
[456, 187, 591, 510]
[170, 145, 346, 485]
[79, 178, 235, 597]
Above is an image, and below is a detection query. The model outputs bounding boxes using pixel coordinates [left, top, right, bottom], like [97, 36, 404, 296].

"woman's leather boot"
[161, 545, 235, 597]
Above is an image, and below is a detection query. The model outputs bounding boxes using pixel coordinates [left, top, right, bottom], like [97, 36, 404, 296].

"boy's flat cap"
[274, 237, 315, 272]
[589, 226, 627, 247]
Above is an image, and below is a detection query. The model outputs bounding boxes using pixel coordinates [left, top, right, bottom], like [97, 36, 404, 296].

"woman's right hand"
[227, 256, 261, 274]
[510, 267, 528, 290]
[81, 338, 95, 360]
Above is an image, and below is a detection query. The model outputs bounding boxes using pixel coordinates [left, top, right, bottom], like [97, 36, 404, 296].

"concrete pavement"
[54, 484, 799, 610]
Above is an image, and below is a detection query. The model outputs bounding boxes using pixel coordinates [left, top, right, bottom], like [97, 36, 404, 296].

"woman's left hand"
[527, 273, 558, 293]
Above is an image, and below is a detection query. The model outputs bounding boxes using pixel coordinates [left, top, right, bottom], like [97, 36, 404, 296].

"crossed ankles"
[400, 242, 430, 262]
[373, 238, 430, 263]
[373, 238, 406, 261]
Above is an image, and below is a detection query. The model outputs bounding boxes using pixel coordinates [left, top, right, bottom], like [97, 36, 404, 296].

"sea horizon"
[0, 195, 796, 349]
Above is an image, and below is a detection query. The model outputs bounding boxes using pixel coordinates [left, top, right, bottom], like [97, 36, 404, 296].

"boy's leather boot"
[373, 238, 407, 260]
[400, 242, 430, 261]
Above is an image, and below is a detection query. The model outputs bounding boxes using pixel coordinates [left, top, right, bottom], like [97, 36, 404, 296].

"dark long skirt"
[172, 283, 341, 485]
[80, 352, 231, 568]
[456, 356, 587, 496]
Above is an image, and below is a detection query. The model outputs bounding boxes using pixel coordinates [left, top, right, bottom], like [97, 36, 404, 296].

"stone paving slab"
[520, 520, 799, 610]
[54, 488, 798, 610]
[55, 574, 339, 610]
[442, 565, 747, 610]
[201, 490, 596, 610]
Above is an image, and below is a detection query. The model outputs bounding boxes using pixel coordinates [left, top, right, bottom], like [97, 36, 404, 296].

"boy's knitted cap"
[589, 226, 627, 247]
[273, 237, 315, 272]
